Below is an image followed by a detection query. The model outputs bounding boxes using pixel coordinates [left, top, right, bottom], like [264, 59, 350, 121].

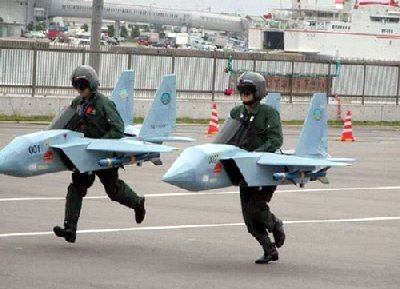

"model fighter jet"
[0, 71, 192, 177]
[162, 93, 354, 191]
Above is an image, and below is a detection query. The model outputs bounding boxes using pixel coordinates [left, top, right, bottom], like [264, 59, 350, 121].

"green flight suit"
[229, 101, 283, 153]
[62, 91, 141, 231]
[228, 101, 283, 253]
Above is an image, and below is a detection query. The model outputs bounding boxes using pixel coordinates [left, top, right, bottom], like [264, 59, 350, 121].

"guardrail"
[1, 41, 399, 104]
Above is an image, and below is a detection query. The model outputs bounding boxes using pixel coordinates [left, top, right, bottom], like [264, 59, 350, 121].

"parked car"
[77, 39, 108, 47]
[23, 32, 33, 38]
[152, 40, 168, 48]
[23, 31, 46, 39]
[138, 39, 149, 46]
[31, 31, 46, 38]
[107, 37, 119, 45]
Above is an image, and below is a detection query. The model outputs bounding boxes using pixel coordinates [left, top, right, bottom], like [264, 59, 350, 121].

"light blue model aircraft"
[262, 92, 280, 113]
[162, 93, 354, 191]
[110, 70, 187, 142]
[0, 71, 192, 177]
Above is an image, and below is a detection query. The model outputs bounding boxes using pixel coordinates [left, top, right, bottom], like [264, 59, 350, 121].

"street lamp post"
[89, 0, 104, 73]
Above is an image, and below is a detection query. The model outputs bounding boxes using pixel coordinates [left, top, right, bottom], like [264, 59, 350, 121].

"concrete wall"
[1, 96, 399, 122]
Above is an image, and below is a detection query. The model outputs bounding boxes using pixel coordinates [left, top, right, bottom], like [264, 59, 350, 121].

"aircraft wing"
[50, 137, 176, 173]
[142, 136, 195, 143]
[50, 139, 91, 150]
[51, 138, 175, 154]
[221, 152, 351, 167]
[86, 138, 176, 153]
[218, 151, 352, 187]
[257, 152, 352, 167]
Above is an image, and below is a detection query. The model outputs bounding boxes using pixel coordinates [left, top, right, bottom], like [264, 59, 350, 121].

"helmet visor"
[237, 83, 256, 96]
[72, 77, 90, 90]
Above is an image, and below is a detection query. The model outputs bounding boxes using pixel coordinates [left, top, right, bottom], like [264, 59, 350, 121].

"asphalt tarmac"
[1, 123, 399, 289]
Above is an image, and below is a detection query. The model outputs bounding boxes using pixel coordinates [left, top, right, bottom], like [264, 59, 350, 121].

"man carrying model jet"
[53, 65, 146, 243]
[227, 72, 286, 264]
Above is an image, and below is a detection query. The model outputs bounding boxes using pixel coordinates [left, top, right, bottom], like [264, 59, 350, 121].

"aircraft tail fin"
[295, 93, 328, 158]
[139, 74, 176, 139]
[263, 92, 281, 113]
[111, 70, 135, 126]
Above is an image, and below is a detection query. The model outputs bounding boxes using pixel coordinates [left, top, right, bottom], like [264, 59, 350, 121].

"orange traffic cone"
[337, 110, 356, 142]
[206, 103, 219, 136]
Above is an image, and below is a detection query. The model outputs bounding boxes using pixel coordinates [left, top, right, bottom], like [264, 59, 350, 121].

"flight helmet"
[71, 65, 100, 91]
[237, 71, 266, 101]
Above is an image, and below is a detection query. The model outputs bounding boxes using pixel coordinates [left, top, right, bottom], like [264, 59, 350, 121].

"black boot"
[272, 217, 285, 248]
[255, 244, 279, 264]
[53, 223, 76, 243]
[134, 196, 146, 224]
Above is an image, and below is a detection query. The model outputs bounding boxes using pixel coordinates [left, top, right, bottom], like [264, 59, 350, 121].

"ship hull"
[284, 29, 400, 60]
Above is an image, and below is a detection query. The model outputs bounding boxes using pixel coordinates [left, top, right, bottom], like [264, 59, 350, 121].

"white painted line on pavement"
[1, 216, 399, 239]
[1, 185, 400, 202]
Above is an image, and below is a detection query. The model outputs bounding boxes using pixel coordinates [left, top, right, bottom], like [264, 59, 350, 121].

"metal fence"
[1, 42, 399, 104]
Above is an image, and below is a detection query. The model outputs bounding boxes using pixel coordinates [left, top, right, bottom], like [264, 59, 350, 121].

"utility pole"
[89, 0, 104, 73]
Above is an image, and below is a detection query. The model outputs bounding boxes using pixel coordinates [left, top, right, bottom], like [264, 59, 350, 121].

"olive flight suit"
[61, 91, 142, 232]
[228, 101, 283, 256]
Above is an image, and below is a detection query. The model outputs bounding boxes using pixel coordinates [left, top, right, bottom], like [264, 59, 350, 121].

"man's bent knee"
[67, 183, 88, 199]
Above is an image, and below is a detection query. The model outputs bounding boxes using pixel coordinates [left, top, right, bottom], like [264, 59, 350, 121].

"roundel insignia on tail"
[118, 89, 129, 99]
[313, 108, 322, 120]
[161, 93, 171, 105]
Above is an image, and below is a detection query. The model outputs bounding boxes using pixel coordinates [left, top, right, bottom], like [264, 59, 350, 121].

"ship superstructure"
[284, 0, 400, 60]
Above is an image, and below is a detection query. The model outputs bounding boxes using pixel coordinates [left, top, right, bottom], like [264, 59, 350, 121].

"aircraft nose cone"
[0, 150, 12, 175]
[162, 159, 195, 186]
[0, 143, 23, 176]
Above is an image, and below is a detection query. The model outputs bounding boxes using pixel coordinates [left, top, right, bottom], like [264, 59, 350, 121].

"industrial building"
[0, 0, 249, 38]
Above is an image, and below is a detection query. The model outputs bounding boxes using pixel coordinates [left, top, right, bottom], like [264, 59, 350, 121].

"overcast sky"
[108, 0, 334, 16]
